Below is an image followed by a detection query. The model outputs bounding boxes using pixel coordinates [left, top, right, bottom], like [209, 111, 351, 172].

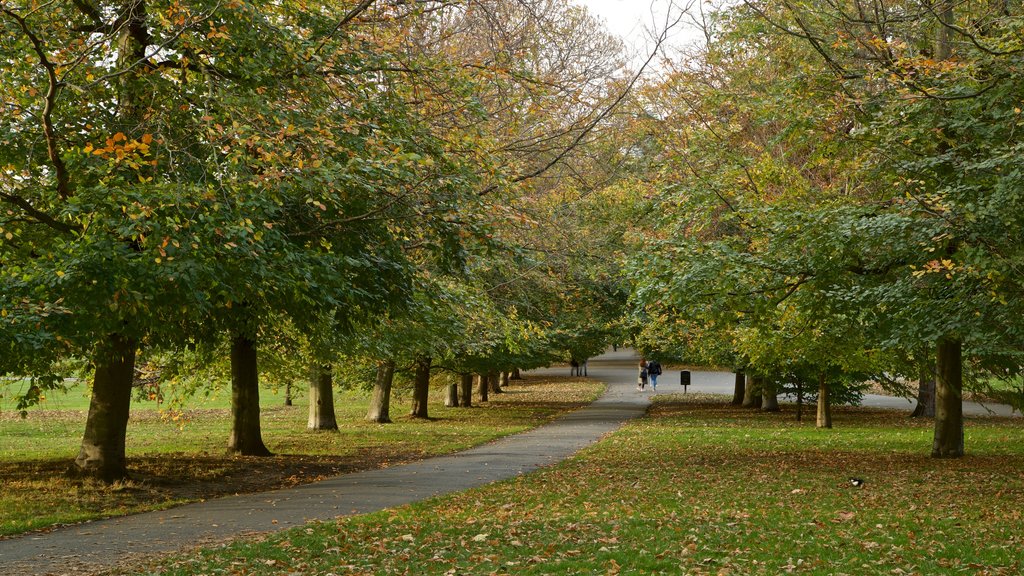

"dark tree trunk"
[366, 360, 395, 423]
[459, 373, 473, 407]
[762, 379, 780, 412]
[742, 376, 763, 409]
[478, 373, 489, 403]
[911, 361, 937, 418]
[500, 371, 510, 389]
[410, 356, 431, 419]
[488, 371, 502, 394]
[816, 373, 832, 429]
[228, 334, 271, 456]
[284, 381, 293, 406]
[510, 368, 522, 380]
[307, 364, 338, 430]
[75, 333, 137, 482]
[932, 337, 964, 458]
[731, 372, 746, 405]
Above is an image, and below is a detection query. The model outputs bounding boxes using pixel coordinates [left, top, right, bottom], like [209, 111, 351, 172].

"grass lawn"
[0, 375, 603, 537]
[126, 393, 1024, 575]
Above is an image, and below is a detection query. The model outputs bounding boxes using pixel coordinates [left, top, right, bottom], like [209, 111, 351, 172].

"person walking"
[647, 359, 662, 390]
[638, 359, 649, 391]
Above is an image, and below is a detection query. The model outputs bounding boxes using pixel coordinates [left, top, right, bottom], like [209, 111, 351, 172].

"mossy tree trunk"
[932, 337, 964, 458]
[307, 364, 338, 430]
[410, 356, 431, 418]
[816, 373, 832, 429]
[459, 373, 473, 407]
[228, 334, 271, 456]
[478, 373, 489, 403]
[742, 376, 763, 409]
[366, 360, 395, 423]
[75, 333, 138, 482]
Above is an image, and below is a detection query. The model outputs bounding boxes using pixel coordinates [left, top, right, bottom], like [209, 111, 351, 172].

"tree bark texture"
[731, 372, 746, 405]
[911, 362, 937, 418]
[488, 371, 502, 394]
[761, 379, 780, 412]
[510, 368, 522, 380]
[445, 383, 459, 407]
[932, 337, 964, 458]
[410, 356, 431, 418]
[816, 373, 832, 429]
[228, 334, 271, 456]
[75, 333, 138, 482]
[366, 360, 395, 423]
[307, 364, 338, 430]
[459, 373, 473, 407]
[742, 376, 763, 408]
[284, 381, 293, 406]
[478, 373, 489, 403]
[500, 371, 510, 389]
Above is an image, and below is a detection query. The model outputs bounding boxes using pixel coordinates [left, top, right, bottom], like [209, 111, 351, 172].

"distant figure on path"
[570, 358, 588, 377]
[637, 359, 649, 391]
[647, 359, 662, 390]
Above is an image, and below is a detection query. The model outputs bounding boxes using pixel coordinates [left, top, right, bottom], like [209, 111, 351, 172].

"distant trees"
[624, 1, 1024, 456]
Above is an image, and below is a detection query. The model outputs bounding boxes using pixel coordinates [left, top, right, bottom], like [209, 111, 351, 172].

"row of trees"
[1, 0, 640, 481]
[625, 0, 1024, 457]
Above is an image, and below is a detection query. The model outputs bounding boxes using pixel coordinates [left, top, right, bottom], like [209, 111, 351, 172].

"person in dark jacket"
[647, 359, 662, 390]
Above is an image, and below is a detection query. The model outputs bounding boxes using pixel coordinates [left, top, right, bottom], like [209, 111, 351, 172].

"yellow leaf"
[56, 270, 65, 277]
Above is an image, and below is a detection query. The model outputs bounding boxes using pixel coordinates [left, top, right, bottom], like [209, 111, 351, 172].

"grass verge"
[126, 393, 1024, 575]
[0, 375, 602, 538]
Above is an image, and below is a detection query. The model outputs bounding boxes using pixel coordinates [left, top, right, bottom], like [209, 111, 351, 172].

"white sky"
[572, 0, 675, 46]
[571, 0, 701, 56]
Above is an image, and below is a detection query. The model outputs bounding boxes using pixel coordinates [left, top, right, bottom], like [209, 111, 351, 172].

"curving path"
[3, 349, 1016, 575]
[0, 349, 649, 576]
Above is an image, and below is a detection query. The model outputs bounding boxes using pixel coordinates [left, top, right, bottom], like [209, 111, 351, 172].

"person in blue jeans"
[647, 359, 662, 390]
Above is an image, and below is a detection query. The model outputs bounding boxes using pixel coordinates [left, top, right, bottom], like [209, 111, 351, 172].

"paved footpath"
[0, 349, 649, 576]
[3, 350, 1016, 575]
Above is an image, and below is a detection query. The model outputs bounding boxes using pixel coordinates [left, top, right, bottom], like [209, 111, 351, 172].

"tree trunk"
[911, 361, 937, 418]
[816, 373, 832, 429]
[488, 371, 502, 394]
[742, 376, 763, 408]
[459, 373, 473, 407]
[75, 333, 137, 482]
[284, 381, 293, 406]
[445, 382, 459, 407]
[228, 334, 271, 456]
[307, 364, 338, 431]
[500, 371, 510, 389]
[366, 360, 395, 423]
[932, 337, 964, 458]
[796, 379, 804, 422]
[510, 368, 522, 380]
[731, 371, 746, 405]
[478, 373, 489, 403]
[410, 356, 431, 419]
[935, 0, 954, 61]
[762, 379, 780, 412]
